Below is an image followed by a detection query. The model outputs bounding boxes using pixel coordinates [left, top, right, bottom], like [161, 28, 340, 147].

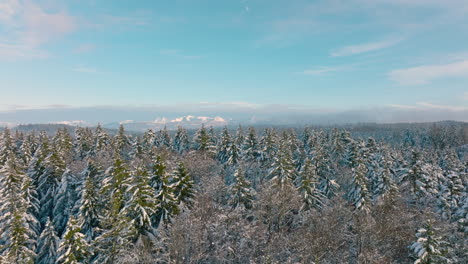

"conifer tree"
[114, 124, 130, 155]
[0, 152, 37, 263]
[217, 126, 231, 163]
[347, 146, 371, 213]
[36, 218, 59, 264]
[260, 128, 277, 163]
[53, 169, 79, 236]
[94, 124, 109, 153]
[268, 140, 296, 189]
[158, 126, 172, 148]
[79, 170, 101, 242]
[150, 154, 166, 191]
[410, 220, 449, 264]
[124, 164, 158, 239]
[154, 171, 179, 226]
[194, 124, 212, 152]
[171, 163, 195, 206]
[229, 167, 254, 210]
[56, 216, 89, 264]
[142, 129, 156, 151]
[297, 159, 324, 211]
[173, 126, 190, 153]
[243, 127, 260, 161]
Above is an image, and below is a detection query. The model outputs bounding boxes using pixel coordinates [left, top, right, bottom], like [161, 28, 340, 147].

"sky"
[0, 0, 467, 124]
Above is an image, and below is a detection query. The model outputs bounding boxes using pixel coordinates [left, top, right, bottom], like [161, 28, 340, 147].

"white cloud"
[389, 102, 468, 111]
[0, 0, 76, 60]
[300, 67, 339, 75]
[388, 60, 468, 85]
[331, 38, 402, 57]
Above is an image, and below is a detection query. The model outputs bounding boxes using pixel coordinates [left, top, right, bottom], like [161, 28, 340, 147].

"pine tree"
[95, 157, 135, 263]
[56, 216, 89, 264]
[124, 164, 158, 239]
[114, 124, 130, 155]
[347, 146, 371, 213]
[0, 127, 15, 166]
[229, 167, 254, 210]
[36, 218, 59, 264]
[158, 126, 172, 148]
[75, 127, 93, 159]
[297, 159, 324, 211]
[94, 124, 109, 153]
[194, 124, 212, 152]
[0, 152, 37, 263]
[154, 172, 179, 226]
[142, 129, 156, 151]
[243, 127, 260, 161]
[37, 148, 65, 225]
[53, 169, 79, 236]
[173, 126, 190, 153]
[227, 141, 241, 166]
[150, 154, 166, 191]
[268, 140, 296, 189]
[171, 163, 195, 206]
[78, 172, 101, 242]
[217, 126, 231, 163]
[260, 128, 277, 163]
[129, 136, 145, 160]
[410, 220, 449, 264]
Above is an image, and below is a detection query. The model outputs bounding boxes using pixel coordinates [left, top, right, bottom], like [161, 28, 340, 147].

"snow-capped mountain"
[104, 115, 228, 131]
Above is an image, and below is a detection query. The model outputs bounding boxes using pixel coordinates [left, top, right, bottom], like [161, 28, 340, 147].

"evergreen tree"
[36, 218, 59, 264]
[243, 127, 260, 161]
[0, 152, 37, 263]
[410, 220, 449, 264]
[171, 163, 195, 206]
[124, 164, 158, 239]
[158, 126, 172, 148]
[347, 146, 371, 213]
[114, 124, 130, 155]
[142, 129, 156, 151]
[53, 169, 79, 236]
[78, 171, 101, 242]
[56, 216, 89, 264]
[194, 124, 212, 152]
[268, 140, 296, 189]
[217, 126, 231, 163]
[94, 124, 109, 153]
[229, 167, 254, 210]
[297, 159, 324, 211]
[173, 126, 190, 153]
[154, 172, 179, 226]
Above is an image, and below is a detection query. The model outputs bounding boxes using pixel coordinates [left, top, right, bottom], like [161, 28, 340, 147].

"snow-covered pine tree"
[37, 148, 66, 225]
[0, 152, 37, 263]
[142, 129, 156, 151]
[217, 126, 231, 163]
[114, 124, 130, 156]
[410, 220, 449, 264]
[229, 167, 254, 210]
[194, 124, 212, 152]
[297, 158, 324, 211]
[94, 124, 109, 153]
[158, 126, 172, 149]
[173, 126, 190, 153]
[154, 171, 179, 226]
[0, 127, 14, 166]
[129, 136, 145, 160]
[171, 163, 195, 206]
[53, 169, 79, 237]
[78, 165, 101, 242]
[259, 128, 277, 164]
[36, 218, 59, 264]
[149, 154, 165, 190]
[75, 127, 93, 159]
[347, 144, 371, 213]
[124, 164, 158, 240]
[243, 127, 260, 161]
[56, 216, 89, 264]
[268, 139, 296, 189]
[227, 141, 242, 166]
[94, 157, 135, 264]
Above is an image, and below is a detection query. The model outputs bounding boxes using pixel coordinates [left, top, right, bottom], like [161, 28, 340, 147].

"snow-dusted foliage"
[0, 121, 465, 263]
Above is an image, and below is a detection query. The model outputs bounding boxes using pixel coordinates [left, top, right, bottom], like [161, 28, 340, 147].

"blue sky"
[0, 0, 467, 121]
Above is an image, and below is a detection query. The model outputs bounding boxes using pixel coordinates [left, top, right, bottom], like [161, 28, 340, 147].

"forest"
[0, 122, 466, 263]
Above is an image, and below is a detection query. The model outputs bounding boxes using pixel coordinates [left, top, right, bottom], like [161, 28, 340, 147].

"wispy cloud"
[299, 67, 340, 75]
[389, 102, 468, 111]
[0, 0, 76, 60]
[330, 38, 402, 57]
[388, 60, 468, 85]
